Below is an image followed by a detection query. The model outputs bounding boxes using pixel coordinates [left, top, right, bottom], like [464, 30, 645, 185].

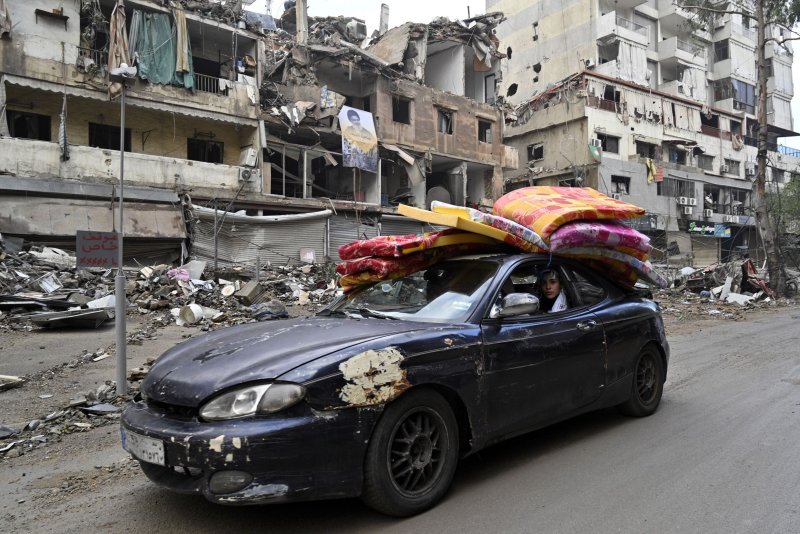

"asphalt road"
[3, 307, 800, 533]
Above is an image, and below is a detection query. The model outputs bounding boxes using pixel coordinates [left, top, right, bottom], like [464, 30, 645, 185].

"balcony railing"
[732, 23, 756, 41]
[779, 145, 800, 158]
[677, 39, 703, 56]
[700, 125, 732, 140]
[743, 136, 781, 152]
[77, 47, 107, 71]
[194, 72, 230, 96]
[616, 16, 649, 39]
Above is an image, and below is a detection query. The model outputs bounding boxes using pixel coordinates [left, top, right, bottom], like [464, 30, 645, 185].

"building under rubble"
[489, 0, 800, 267]
[0, 0, 517, 267]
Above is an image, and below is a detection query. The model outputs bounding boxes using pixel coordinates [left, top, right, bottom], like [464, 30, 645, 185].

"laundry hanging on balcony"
[133, 10, 194, 91]
[107, 0, 131, 99]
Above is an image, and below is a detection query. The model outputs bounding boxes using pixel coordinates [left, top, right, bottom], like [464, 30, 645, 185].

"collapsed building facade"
[0, 0, 517, 267]
[489, 0, 800, 267]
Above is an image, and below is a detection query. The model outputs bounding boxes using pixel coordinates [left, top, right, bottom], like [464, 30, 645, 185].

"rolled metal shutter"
[380, 214, 426, 236]
[691, 236, 719, 267]
[191, 208, 329, 267]
[329, 214, 379, 261]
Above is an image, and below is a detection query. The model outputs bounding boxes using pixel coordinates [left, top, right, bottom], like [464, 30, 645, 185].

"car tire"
[617, 345, 664, 417]
[362, 388, 459, 517]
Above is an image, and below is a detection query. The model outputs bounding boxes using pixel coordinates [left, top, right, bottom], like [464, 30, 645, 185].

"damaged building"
[489, 0, 800, 266]
[0, 0, 517, 268]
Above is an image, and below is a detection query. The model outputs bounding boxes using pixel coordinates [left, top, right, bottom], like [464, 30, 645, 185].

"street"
[2, 306, 800, 533]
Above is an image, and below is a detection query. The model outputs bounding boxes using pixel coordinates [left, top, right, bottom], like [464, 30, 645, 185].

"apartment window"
[764, 58, 774, 78]
[667, 146, 687, 165]
[437, 109, 453, 134]
[392, 96, 411, 124]
[635, 140, 657, 159]
[478, 120, 493, 143]
[527, 143, 544, 161]
[7, 111, 51, 141]
[657, 177, 695, 198]
[698, 154, 715, 171]
[730, 188, 748, 215]
[89, 122, 131, 151]
[730, 119, 742, 136]
[714, 40, 729, 62]
[772, 168, 785, 183]
[484, 74, 496, 104]
[611, 176, 630, 195]
[597, 133, 619, 153]
[723, 158, 740, 176]
[187, 138, 224, 163]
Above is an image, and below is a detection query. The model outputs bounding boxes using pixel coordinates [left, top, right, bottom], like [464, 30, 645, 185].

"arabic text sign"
[76, 231, 119, 268]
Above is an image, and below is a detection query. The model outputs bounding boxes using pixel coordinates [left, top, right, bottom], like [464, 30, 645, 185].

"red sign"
[76, 231, 119, 268]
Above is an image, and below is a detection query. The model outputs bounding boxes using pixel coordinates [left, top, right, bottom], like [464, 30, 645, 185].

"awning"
[3, 74, 257, 126]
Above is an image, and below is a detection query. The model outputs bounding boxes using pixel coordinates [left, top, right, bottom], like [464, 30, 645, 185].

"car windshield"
[333, 259, 500, 323]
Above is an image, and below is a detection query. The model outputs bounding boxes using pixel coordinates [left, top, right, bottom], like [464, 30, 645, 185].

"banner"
[338, 106, 378, 173]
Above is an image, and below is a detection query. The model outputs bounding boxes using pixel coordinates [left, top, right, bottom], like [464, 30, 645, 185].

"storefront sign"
[688, 222, 730, 238]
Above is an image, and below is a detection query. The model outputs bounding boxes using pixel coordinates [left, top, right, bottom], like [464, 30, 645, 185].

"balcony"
[657, 79, 684, 97]
[701, 125, 732, 141]
[596, 12, 650, 48]
[658, 36, 706, 68]
[659, 3, 692, 35]
[0, 137, 250, 195]
[766, 75, 793, 98]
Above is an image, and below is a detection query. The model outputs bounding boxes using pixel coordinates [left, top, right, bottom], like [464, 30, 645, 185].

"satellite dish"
[426, 186, 451, 209]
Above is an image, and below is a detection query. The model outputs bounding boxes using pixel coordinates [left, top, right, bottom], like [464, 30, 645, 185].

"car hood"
[141, 317, 425, 407]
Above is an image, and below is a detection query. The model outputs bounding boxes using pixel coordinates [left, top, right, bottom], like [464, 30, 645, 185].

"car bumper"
[120, 400, 381, 505]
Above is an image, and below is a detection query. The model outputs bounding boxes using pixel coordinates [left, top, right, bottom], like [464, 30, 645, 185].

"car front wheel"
[617, 345, 664, 417]
[362, 389, 459, 516]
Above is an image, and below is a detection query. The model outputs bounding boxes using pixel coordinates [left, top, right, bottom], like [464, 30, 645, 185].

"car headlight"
[199, 383, 306, 421]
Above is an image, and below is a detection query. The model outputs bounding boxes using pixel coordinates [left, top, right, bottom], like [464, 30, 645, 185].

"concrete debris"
[1, 243, 339, 334]
[0, 375, 25, 391]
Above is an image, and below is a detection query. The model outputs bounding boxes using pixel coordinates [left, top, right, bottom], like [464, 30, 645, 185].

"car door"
[480, 262, 607, 438]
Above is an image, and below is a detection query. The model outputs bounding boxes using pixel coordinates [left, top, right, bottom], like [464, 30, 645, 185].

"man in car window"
[540, 269, 569, 313]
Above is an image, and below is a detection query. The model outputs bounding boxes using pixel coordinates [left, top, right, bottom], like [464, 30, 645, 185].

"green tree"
[677, 0, 800, 296]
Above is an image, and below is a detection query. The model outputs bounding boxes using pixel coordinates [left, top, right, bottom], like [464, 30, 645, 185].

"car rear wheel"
[362, 389, 459, 517]
[617, 345, 664, 417]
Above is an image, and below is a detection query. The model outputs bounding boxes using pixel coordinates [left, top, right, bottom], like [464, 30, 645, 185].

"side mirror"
[490, 292, 540, 318]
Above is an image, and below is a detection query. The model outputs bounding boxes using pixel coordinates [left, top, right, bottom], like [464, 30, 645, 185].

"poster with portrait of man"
[338, 106, 378, 173]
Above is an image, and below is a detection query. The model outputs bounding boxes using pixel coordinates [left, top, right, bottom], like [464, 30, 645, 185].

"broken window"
[611, 176, 630, 195]
[772, 168, 784, 183]
[485, 74, 496, 104]
[667, 147, 687, 165]
[392, 97, 411, 124]
[478, 120, 493, 143]
[7, 111, 51, 141]
[89, 122, 131, 151]
[437, 109, 454, 135]
[597, 133, 619, 153]
[527, 143, 544, 162]
[187, 138, 224, 164]
[635, 141, 658, 159]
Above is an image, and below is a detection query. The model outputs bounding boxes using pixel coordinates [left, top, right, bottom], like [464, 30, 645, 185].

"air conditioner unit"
[678, 196, 689, 205]
[723, 215, 735, 223]
[584, 58, 596, 69]
[611, 193, 621, 200]
[720, 164, 729, 173]
[238, 167, 259, 182]
[683, 206, 693, 215]
[688, 198, 698, 206]
[703, 209, 713, 217]
[745, 162, 756, 176]
[589, 138, 603, 148]
[239, 147, 258, 167]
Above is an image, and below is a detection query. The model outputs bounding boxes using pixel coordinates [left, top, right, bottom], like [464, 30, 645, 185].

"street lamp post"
[109, 64, 137, 398]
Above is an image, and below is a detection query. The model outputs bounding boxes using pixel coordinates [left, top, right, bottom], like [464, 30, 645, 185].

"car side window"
[561, 267, 606, 307]
[494, 263, 574, 315]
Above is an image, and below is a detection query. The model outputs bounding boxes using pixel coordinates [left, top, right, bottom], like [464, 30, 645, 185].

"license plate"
[122, 428, 165, 466]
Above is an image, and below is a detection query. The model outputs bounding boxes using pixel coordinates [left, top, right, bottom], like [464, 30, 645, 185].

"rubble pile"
[1, 243, 340, 333]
